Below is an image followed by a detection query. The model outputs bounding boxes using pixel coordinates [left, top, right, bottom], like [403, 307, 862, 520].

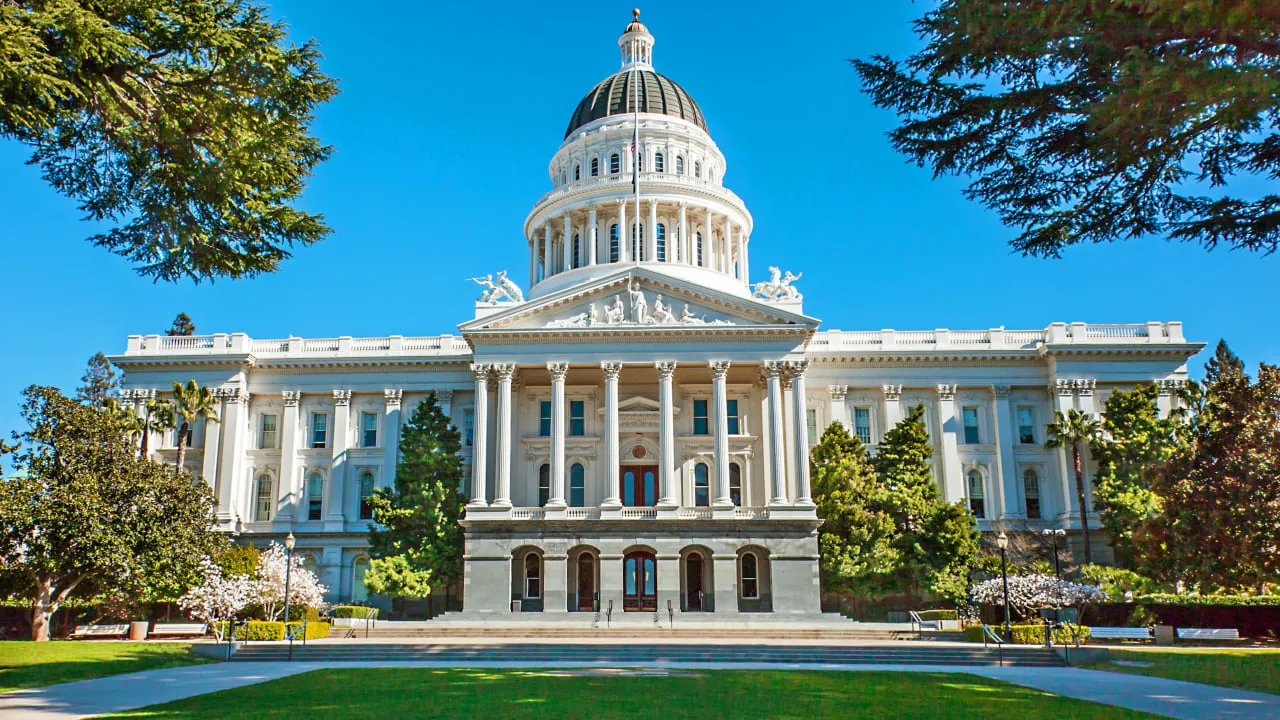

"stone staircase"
[327, 625, 924, 641]
[232, 641, 1064, 667]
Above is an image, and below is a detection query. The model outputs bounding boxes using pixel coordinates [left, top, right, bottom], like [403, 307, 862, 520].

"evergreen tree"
[75, 352, 119, 407]
[166, 313, 197, 336]
[366, 393, 465, 600]
[1090, 385, 1182, 567]
[871, 404, 980, 603]
[810, 422, 898, 598]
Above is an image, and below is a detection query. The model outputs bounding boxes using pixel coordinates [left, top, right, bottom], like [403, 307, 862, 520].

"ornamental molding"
[493, 364, 517, 382]
[784, 360, 809, 380]
[882, 384, 903, 400]
[470, 363, 491, 382]
[1053, 378, 1097, 396]
[991, 385, 1010, 399]
[763, 360, 786, 379]
[547, 362, 570, 381]
[709, 360, 731, 378]
[601, 361, 623, 381]
[332, 390, 351, 406]
[828, 384, 848, 401]
[655, 361, 677, 379]
[283, 390, 302, 407]
[936, 384, 957, 401]
[383, 389, 403, 408]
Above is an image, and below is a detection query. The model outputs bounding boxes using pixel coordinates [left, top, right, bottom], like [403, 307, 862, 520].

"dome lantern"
[619, 9, 654, 71]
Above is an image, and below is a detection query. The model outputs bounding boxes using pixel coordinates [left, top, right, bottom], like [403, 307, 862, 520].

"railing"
[619, 508, 658, 519]
[733, 508, 770, 519]
[301, 338, 340, 352]
[510, 508, 546, 520]
[980, 624, 1006, 667]
[809, 323, 1185, 353]
[677, 508, 712, 519]
[127, 333, 471, 357]
[1075, 324, 1148, 339]
[564, 508, 601, 520]
[251, 339, 289, 353]
[158, 336, 216, 350]
[528, 169, 748, 218]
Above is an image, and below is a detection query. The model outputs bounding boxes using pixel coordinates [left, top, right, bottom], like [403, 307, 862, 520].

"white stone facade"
[110, 15, 1202, 616]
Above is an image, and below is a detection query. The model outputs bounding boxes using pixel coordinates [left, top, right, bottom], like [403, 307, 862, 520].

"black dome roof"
[564, 70, 707, 138]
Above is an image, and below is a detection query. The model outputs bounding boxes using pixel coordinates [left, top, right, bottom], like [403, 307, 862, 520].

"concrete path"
[2, 659, 1278, 720]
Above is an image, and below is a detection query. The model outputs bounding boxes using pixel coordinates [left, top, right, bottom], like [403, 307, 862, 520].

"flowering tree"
[969, 574, 1105, 621]
[254, 542, 327, 621]
[178, 559, 254, 642]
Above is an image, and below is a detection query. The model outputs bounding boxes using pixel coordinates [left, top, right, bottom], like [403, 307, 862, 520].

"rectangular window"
[539, 401, 552, 437]
[464, 409, 475, 447]
[807, 409, 818, 445]
[569, 400, 585, 436]
[308, 477, 323, 521]
[1017, 407, 1036, 444]
[727, 399, 740, 435]
[310, 413, 327, 449]
[968, 472, 986, 518]
[259, 414, 278, 450]
[361, 411, 378, 448]
[853, 407, 872, 444]
[962, 407, 980, 444]
[693, 399, 709, 435]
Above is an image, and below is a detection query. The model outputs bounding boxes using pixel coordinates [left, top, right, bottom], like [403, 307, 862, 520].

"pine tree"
[366, 393, 466, 600]
[75, 352, 119, 406]
[166, 313, 197, 337]
[871, 404, 980, 603]
[810, 422, 898, 598]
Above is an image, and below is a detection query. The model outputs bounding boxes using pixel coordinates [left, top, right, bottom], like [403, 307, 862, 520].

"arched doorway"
[623, 551, 657, 611]
[685, 552, 705, 611]
[577, 554, 596, 611]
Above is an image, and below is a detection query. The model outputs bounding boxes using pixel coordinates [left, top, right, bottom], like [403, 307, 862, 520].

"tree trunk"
[176, 422, 189, 472]
[32, 579, 54, 642]
[1073, 444, 1093, 564]
[140, 415, 151, 458]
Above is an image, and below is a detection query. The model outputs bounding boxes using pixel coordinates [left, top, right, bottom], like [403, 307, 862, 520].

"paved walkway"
[2, 659, 1277, 720]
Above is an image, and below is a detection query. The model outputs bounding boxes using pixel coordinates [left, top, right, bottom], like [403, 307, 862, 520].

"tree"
[366, 393, 465, 602]
[852, 2, 1280, 257]
[1090, 385, 1183, 566]
[0, 0, 339, 282]
[139, 395, 175, 459]
[363, 555, 434, 601]
[969, 574, 1104, 621]
[170, 380, 218, 472]
[1046, 409, 1103, 564]
[178, 559, 253, 643]
[75, 353, 119, 406]
[1137, 342, 1280, 593]
[0, 386, 225, 640]
[166, 313, 196, 337]
[810, 422, 898, 598]
[252, 542, 326, 621]
[871, 404, 981, 603]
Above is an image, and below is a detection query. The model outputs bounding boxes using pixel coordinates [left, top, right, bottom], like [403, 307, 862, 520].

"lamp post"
[283, 532, 295, 661]
[997, 531, 1011, 640]
[1042, 528, 1066, 579]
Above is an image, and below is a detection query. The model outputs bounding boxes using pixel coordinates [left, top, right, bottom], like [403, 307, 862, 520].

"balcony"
[468, 505, 802, 522]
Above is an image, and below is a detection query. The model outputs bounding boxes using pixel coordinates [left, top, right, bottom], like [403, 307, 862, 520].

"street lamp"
[283, 532, 295, 662]
[1041, 528, 1066, 579]
[997, 531, 1011, 640]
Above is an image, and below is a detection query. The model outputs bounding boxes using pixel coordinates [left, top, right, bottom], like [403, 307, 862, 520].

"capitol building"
[112, 14, 1201, 618]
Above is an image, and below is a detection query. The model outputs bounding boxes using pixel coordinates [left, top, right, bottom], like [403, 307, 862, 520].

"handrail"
[909, 610, 924, 637]
[980, 624, 1005, 667]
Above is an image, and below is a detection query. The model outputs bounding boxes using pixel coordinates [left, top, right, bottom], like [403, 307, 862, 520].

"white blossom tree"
[254, 542, 327, 621]
[969, 574, 1105, 621]
[178, 559, 254, 642]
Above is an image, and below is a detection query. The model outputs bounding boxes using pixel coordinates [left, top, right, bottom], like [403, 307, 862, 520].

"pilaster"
[382, 389, 402, 490]
[991, 385, 1020, 520]
[936, 384, 964, 504]
[275, 391, 301, 526]
[325, 389, 351, 531]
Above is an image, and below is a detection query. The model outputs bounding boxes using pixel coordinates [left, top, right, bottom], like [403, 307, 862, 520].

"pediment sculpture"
[546, 279, 732, 328]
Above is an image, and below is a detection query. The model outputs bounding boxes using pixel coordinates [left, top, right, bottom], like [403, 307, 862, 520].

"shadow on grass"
[0, 641, 204, 693]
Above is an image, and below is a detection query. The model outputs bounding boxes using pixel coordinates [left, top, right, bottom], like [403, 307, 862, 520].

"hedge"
[1136, 594, 1280, 607]
[915, 610, 958, 622]
[332, 605, 379, 620]
[963, 623, 1090, 645]
[214, 620, 331, 641]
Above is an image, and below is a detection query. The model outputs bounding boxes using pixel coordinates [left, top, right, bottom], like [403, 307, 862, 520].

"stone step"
[328, 628, 917, 640]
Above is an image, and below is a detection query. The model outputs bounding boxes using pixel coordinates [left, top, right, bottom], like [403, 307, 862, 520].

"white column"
[382, 390, 402, 489]
[562, 213, 572, 271]
[547, 363, 569, 508]
[601, 363, 622, 508]
[764, 361, 788, 505]
[992, 385, 1019, 519]
[468, 365, 490, 507]
[326, 390, 351, 530]
[618, 200, 629, 262]
[587, 206, 598, 266]
[828, 385, 850, 431]
[1052, 380, 1076, 518]
[214, 388, 246, 526]
[528, 238, 537, 287]
[648, 199, 658, 262]
[724, 221, 734, 275]
[702, 210, 713, 268]
[656, 361, 677, 507]
[711, 361, 734, 508]
[493, 365, 515, 507]
[678, 203, 689, 264]
[936, 384, 964, 504]
[201, 392, 224, 491]
[542, 225, 552, 278]
[882, 385, 903, 428]
[789, 361, 814, 505]
[742, 235, 750, 283]
[1156, 381, 1174, 417]
[275, 391, 300, 521]
[734, 227, 744, 280]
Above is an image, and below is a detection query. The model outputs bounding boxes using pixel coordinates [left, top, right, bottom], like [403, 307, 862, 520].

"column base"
[489, 500, 513, 509]
[466, 500, 490, 509]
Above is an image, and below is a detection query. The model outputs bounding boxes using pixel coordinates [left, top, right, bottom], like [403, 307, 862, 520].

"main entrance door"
[621, 466, 658, 506]
[686, 552, 705, 611]
[623, 551, 657, 611]
[577, 555, 595, 611]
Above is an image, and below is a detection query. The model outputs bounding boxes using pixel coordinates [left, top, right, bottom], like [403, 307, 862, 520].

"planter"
[129, 621, 150, 640]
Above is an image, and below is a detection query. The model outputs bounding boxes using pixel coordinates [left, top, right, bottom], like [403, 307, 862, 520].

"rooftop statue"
[472, 271, 525, 304]
[752, 267, 803, 302]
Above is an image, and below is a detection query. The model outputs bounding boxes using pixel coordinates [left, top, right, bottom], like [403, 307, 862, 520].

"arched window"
[524, 553, 541, 599]
[539, 464, 551, 507]
[572, 233, 581, 269]
[632, 222, 644, 261]
[570, 463, 586, 507]
[610, 153, 620, 174]
[696, 232, 704, 266]
[729, 462, 742, 506]
[655, 152, 664, 173]
[358, 471, 374, 520]
[694, 463, 710, 507]
[609, 224, 620, 262]
[656, 224, 666, 262]
[591, 157, 599, 176]
[352, 557, 370, 602]
[573, 163, 580, 181]
[254, 475, 273, 522]
[1023, 469, 1042, 519]
[694, 161, 702, 178]
[968, 470, 986, 518]
[741, 552, 759, 599]
[307, 473, 324, 520]
[676, 156, 684, 174]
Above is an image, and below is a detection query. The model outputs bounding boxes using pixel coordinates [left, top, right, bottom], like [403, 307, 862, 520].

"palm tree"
[171, 380, 219, 472]
[102, 397, 146, 448]
[1045, 408, 1102, 564]
[140, 396, 175, 459]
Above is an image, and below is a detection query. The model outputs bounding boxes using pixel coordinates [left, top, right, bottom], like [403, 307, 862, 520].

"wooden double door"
[621, 465, 658, 507]
[623, 551, 657, 612]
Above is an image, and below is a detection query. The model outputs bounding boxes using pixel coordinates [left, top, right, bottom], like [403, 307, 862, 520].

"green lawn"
[98, 668, 1158, 719]
[1087, 646, 1280, 695]
[0, 641, 206, 693]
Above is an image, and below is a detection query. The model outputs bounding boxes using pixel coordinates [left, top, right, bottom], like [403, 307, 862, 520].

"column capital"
[547, 362, 569, 381]
[1075, 378, 1097, 396]
[709, 360, 731, 379]
[828, 385, 848, 401]
[882, 384, 902, 400]
[383, 389, 403, 408]
[1156, 378, 1185, 396]
[601, 361, 623, 380]
[436, 389, 454, 404]
[784, 359, 809, 379]
[493, 364, 517, 382]
[470, 363, 491, 381]
[991, 385, 1010, 399]
[1053, 379, 1074, 397]
[763, 360, 786, 378]
[655, 361, 677, 379]
[936, 384, 957, 401]
[332, 389, 351, 407]
[283, 390, 302, 407]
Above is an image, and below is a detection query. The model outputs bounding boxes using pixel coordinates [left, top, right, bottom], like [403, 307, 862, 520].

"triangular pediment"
[459, 268, 818, 335]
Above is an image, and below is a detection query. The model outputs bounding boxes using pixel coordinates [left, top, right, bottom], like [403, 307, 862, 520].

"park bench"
[72, 624, 129, 639]
[150, 623, 207, 638]
[1089, 626, 1152, 642]
[1177, 628, 1240, 641]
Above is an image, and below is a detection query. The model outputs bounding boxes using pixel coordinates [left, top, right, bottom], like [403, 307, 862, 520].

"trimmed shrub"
[1137, 594, 1280, 607]
[332, 605, 379, 620]
[211, 620, 331, 641]
[963, 623, 1090, 645]
[915, 609, 958, 622]
[288, 620, 330, 640]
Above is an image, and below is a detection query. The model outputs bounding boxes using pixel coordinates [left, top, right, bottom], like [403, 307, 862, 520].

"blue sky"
[0, 1, 1275, 435]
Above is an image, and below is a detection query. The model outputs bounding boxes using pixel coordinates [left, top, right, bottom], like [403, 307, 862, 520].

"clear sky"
[0, 1, 1275, 436]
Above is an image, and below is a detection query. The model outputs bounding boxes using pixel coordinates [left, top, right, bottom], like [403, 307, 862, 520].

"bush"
[962, 623, 1091, 645]
[332, 605, 379, 619]
[1137, 594, 1280, 607]
[915, 609, 958, 621]
[289, 620, 330, 640]
[212, 620, 331, 641]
